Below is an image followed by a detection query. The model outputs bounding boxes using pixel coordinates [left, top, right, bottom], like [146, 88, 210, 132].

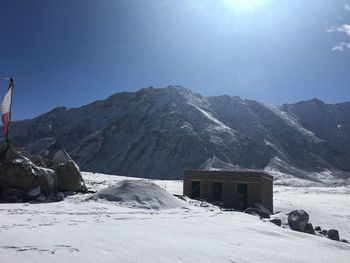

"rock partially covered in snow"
[45, 143, 86, 192]
[327, 229, 340, 241]
[0, 144, 87, 202]
[90, 180, 188, 210]
[288, 210, 309, 232]
[0, 147, 55, 201]
[255, 203, 272, 216]
[56, 160, 86, 192]
[45, 143, 74, 164]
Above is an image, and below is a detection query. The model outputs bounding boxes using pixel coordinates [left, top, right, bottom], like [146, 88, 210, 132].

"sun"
[224, 0, 266, 11]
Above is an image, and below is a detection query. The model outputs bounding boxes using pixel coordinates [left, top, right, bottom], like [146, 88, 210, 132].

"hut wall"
[183, 170, 273, 212]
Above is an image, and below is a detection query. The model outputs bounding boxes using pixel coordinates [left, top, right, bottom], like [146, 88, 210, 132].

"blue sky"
[0, 0, 350, 120]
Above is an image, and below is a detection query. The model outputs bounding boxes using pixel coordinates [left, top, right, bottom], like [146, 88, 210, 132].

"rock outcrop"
[0, 147, 55, 202]
[0, 144, 86, 202]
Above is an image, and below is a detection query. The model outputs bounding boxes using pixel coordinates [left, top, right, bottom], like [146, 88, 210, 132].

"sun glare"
[225, 0, 266, 11]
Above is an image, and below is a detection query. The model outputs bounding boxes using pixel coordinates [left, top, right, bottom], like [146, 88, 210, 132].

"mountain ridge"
[6, 86, 350, 185]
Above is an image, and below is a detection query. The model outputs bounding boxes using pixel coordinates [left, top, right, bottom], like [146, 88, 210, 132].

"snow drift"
[1, 172, 349, 263]
[90, 180, 188, 210]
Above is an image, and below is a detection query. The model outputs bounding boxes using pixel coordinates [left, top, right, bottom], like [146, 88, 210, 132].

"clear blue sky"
[0, 0, 349, 120]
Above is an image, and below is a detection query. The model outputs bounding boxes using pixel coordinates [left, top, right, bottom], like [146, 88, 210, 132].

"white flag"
[1, 81, 13, 136]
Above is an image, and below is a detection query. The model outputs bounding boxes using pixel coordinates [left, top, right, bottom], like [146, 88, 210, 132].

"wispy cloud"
[338, 24, 350, 36]
[327, 4, 350, 52]
[327, 24, 350, 51]
[331, 42, 350, 51]
[327, 24, 350, 36]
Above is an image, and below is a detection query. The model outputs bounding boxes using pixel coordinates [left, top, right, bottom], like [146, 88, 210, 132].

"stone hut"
[183, 170, 273, 212]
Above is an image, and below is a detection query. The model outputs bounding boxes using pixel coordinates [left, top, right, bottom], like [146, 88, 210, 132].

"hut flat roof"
[184, 170, 274, 181]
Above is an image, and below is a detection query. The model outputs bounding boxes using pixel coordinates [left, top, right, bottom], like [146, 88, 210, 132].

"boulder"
[244, 207, 270, 219]
[327, 229, 340, 241]
[314, 226, 321, 231]
[0, 148, 55, 201]
[56, 160, 86, 192]
[0, 144, 87, 202]
[288, 210, 309, 232]
[269, 218, 282, 226]
[304, 223, 315, 235]
[45, 143, 86, 192]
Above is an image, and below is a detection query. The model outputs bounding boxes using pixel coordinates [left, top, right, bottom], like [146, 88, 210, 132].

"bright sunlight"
[224, 0, 267, 11]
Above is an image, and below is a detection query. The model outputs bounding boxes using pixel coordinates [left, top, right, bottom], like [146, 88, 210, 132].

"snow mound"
[90, 180, 188, 210]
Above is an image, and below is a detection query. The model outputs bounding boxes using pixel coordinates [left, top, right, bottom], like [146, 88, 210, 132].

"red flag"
[1, 79, 13, 137]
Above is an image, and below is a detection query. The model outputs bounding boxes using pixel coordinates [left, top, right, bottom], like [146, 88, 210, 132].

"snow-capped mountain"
[8, 86, 350, 183]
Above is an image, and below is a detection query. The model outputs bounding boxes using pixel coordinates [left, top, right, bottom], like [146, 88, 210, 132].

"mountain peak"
[309, 98, 325, 105]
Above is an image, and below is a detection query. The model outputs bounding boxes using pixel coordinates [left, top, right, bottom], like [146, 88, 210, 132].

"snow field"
[0, 172, 348, 263]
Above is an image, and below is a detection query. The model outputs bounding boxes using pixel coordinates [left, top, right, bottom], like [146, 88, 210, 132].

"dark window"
[191, 181, 200, 199]
[212, 182, 222, 201]
[236, 183, 248, 210]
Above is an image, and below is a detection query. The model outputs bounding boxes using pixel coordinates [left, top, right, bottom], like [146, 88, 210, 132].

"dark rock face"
[270, 218, 282, 227]
[314, 226, 321, 231]
[1, 188, 24, 202]
[288, 210, 309, 232]
[304, 223, 315, 235]
[57, 160, 86, 192]
[0, 148, 55, 200]
[327, 229, 340, 241]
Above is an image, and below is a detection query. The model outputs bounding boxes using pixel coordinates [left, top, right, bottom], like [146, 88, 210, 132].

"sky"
[0, 0, 350, 120]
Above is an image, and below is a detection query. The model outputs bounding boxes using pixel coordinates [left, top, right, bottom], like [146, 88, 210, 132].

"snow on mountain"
[7, 86, 350, 184]
[280, 99, 350, 171]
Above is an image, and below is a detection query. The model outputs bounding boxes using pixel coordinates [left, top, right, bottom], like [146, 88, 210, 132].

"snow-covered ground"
[274, 186, 350, 240]
[0, 172, 349, 263]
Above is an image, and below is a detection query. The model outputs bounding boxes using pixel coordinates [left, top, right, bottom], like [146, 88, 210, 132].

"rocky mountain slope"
[7, 86, 350, 184]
